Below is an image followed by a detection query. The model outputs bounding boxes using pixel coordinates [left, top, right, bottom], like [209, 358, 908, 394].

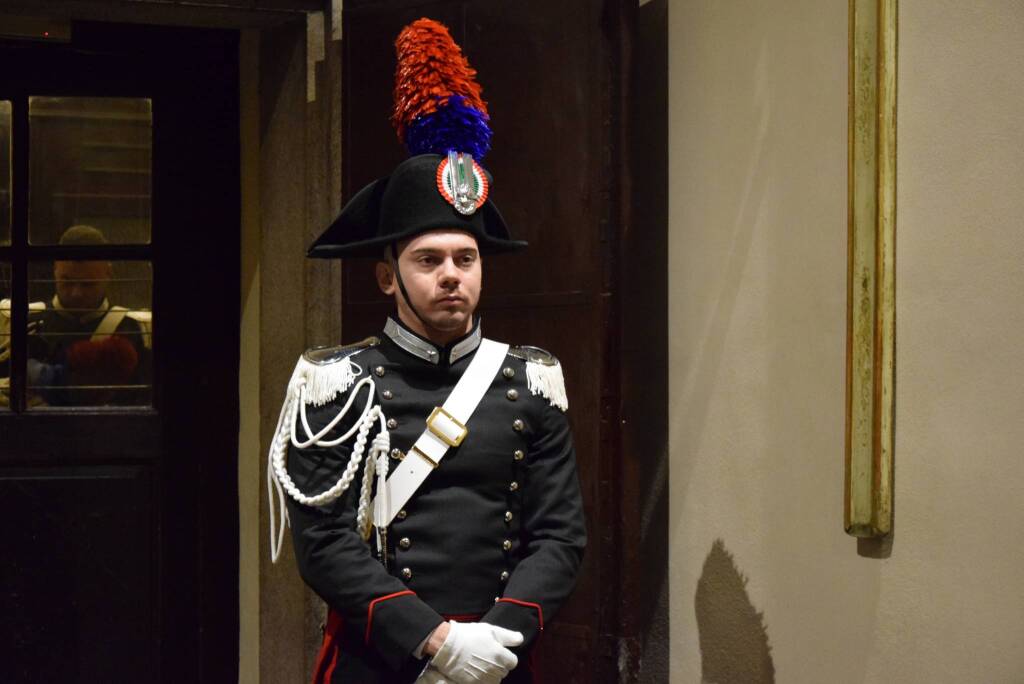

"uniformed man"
[267, 18, 586, 684]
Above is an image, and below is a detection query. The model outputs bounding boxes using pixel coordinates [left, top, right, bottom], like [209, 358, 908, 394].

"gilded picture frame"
[846, 0, 897, 538]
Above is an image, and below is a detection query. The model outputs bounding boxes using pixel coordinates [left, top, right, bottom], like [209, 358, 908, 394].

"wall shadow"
[695, 539, 775, 684]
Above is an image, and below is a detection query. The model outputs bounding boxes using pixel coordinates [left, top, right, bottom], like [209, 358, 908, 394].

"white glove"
[429, 621, 523, 684]
[415, 664, 451, 683]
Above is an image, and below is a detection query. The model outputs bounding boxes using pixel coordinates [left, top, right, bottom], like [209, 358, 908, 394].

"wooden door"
[0, 22, 240, 683]
[339, 2, 643, 680]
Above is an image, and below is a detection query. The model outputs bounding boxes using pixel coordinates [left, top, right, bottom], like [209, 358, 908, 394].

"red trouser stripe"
[495, 598, 544, 631]
[311, 609, 344, 684]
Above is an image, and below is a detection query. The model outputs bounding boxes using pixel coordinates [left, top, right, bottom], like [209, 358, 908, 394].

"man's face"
[377, 230, 482, 340]
[54, 260, 112, 311]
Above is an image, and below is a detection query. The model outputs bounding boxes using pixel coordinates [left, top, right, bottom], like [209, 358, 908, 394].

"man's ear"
[375, 261, 396, 295]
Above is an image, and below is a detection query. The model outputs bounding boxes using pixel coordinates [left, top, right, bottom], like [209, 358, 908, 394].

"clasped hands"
[416, 620, 523, 684]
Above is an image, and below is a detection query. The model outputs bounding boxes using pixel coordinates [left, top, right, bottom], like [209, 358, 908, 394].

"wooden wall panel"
[340, 2, 629, 680]
[0, 467, 155, 683]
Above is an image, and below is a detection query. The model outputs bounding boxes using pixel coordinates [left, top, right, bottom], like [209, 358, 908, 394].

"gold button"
[401, 567, 412, 580]
[396, 509, 408, 520]
[509, 481, 519, 492]
[506, 389, 519, 401]
[382, 389, 394, 399]
[399, 537, 411, 550]
[500, 571, 510, 582]
[502, 539, 512, 551]
[513, 449, 525, 461]
[512, 419, 524, 432]
[374, 366, 386, 377]
[387, 418, 398, 429]
[504, 511, 513, 523]
[503, 367, 515, 379]
[390, 448, 404, 460]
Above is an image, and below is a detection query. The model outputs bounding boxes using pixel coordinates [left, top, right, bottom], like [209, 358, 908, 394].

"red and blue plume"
[391, 18, 492, 160]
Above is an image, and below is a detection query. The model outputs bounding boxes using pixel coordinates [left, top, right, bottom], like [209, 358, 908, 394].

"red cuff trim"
[496, 598, 544, 631]
[444, 613, 483, 623]
[365, 590, 416, 644]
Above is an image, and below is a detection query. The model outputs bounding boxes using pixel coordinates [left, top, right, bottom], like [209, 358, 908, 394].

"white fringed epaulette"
[289, 336, 379, 407]
[267, 335, 386, 564]
[509, 345, 569, 412]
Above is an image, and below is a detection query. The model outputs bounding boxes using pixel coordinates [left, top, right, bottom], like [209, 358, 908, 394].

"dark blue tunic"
[285, 319, 586, 683]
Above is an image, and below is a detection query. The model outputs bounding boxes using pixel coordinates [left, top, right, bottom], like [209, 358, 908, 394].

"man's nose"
[439, 257, 460, 285]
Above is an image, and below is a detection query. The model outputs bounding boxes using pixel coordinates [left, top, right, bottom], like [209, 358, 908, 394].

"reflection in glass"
[29, 97, 152, 245]
[0, 261, 10, 409]
[27, 259, 152, 407]
[0, 101, 10, 245]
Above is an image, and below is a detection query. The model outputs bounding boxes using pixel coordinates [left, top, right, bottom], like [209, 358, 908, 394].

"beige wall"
[237, 15, 345, 682]
[249, 16, 347, 680]
[668, 1, 1024, 682]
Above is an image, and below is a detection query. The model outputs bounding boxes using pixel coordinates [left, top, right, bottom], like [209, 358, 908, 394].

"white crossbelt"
[91, 306, 128, 341]
[372, 338, 509, 527]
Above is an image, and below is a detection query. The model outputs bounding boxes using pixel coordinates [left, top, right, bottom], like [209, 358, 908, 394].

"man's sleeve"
[480, 399, 587, 648]
[285, 396, 444, 671]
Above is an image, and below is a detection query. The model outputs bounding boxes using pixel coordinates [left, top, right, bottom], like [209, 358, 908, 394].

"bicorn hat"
[307, 18, 527, 259]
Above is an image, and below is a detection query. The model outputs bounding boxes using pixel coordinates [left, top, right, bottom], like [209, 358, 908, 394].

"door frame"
[0, 21, 241, 682]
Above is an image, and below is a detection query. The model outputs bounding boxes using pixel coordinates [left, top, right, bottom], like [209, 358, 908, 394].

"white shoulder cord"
[267, 363, 391, 563]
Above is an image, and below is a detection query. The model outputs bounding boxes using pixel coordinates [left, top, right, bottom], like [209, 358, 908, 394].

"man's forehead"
[55, 260, 111, 275]
[398, 229, 479, 254]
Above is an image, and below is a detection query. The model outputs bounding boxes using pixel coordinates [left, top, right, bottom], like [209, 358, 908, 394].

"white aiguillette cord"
[372, 338, 509, 527]
[267, 356, 391, 564]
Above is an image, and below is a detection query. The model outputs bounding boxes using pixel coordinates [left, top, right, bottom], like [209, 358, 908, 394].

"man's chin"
[423, 311, 473, 334]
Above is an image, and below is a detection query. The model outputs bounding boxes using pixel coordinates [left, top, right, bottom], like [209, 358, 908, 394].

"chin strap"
[391, 242, 430, 329]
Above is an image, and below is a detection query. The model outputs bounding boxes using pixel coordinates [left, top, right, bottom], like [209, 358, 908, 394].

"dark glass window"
[0, 96, 154, 412]
[29, 97, 152, 245]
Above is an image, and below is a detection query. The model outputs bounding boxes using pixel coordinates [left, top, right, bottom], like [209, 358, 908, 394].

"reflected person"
[27, 225, 152, 406]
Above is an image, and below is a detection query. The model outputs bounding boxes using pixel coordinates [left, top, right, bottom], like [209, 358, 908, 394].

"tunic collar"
[383, 316, 481, 365]
[51, 294, 110, 324]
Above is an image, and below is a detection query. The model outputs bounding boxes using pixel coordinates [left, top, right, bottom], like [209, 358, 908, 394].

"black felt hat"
[308, 19, 528, 260]
[307, 154, 527, 259]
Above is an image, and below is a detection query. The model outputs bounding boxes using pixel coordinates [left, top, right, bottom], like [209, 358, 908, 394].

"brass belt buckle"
[426, 406, 468, 447]
[410, 445, 440, 469]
